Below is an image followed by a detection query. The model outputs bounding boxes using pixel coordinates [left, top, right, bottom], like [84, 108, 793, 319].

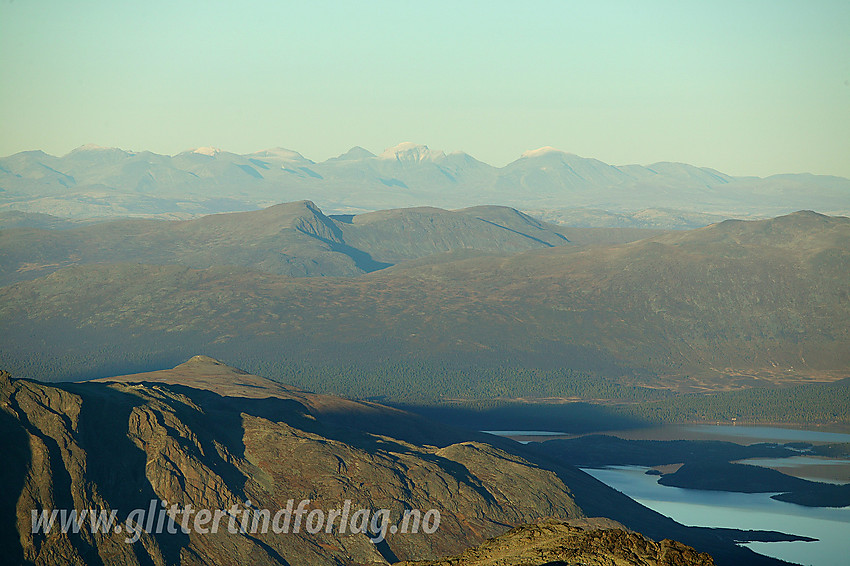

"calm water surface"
[582, 465, 850, 566]
[487, 426, 850, 566]
[681, 424, 850, 444]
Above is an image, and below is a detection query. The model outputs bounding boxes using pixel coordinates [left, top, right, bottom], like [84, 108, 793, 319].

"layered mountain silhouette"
[2, 143, 848, 222]
[2, 142, 847, 566]
[0, 201, 660, 286]
[1, 207, 847, 394]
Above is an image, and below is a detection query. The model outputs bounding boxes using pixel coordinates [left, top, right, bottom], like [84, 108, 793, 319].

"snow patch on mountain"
[520, 146, 567, 159]
[192, 146, 222, 157]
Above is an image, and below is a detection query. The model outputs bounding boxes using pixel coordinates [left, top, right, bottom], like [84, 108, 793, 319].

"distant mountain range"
[1, 143, 848, 225]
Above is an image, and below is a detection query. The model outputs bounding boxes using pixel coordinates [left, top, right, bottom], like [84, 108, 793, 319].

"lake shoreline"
[489, 423, 850, 445]
[482, 425, 850, 566]
[582, 464, 850, 566]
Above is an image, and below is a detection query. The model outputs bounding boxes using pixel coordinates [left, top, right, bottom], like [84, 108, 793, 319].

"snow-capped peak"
[192, 146, 222, 157]
[379, 142, 446, 163]
[520, 146, 566, 159]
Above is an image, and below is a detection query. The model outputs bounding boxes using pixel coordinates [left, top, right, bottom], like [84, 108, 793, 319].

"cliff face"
[396, 519, 716, 566]
[4, 359, 792, 566]
[1, 361, 586, 565]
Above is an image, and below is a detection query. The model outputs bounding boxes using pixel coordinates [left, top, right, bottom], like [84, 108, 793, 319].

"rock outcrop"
[396, 518, 715, 566]
[2, 360, 586, 565]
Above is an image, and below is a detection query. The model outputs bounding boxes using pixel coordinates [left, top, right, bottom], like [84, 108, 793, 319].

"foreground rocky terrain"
[397, 519, 715, 566]
[0, 358, 793, 565]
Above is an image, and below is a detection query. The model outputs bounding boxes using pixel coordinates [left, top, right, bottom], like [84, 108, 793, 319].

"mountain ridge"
[0, 201, 662, 286]
[2, 143, 847, 221]
[0, 361, 795, 565]
[2, 210, 847, 395]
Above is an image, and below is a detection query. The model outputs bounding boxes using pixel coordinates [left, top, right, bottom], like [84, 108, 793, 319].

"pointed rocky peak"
[234, 200, 342, 243]
[258, 199, 324, 218]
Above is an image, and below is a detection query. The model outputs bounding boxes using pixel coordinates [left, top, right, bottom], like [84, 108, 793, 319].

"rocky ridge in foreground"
[0, 358, 792, 565]
[396, 518, 715, 566]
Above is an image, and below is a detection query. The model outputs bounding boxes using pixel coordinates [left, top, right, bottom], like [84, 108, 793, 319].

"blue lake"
[582, 465, 850, 566]
[681, 424, 850, 444]
[487, 425, 850, 565]
[480, 430, 568, 436]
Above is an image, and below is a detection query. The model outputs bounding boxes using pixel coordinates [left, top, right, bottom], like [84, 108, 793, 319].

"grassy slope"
[1, 212, 848, 406]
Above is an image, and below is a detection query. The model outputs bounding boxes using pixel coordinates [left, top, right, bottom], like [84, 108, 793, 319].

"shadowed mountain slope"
[1, 360, 582, 565]
[0, 201, 659, 286]
[333, 206, 569, 264]
[0, 359, 794, 565]
[0, 201, 364, 284]
[1, 212, 847, 393]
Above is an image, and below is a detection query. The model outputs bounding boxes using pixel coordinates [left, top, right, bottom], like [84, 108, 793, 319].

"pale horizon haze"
[1, 0, 848, 178]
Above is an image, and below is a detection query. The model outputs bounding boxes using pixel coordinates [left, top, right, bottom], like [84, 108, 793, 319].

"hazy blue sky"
[1, 1, 848, 177]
